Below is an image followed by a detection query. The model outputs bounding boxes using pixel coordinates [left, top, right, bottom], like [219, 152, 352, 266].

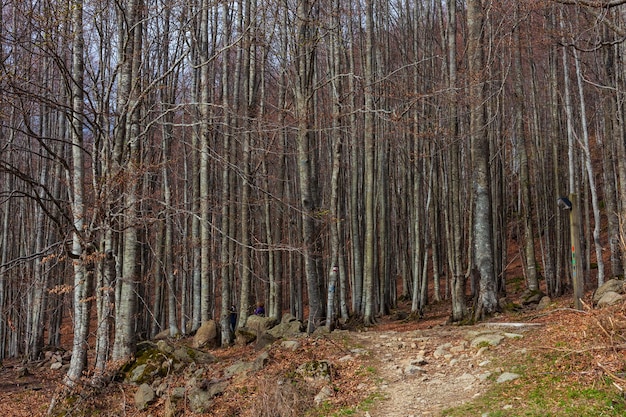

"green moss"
[118, 344, 171, 384]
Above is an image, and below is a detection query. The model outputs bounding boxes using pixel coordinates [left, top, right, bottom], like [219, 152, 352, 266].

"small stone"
[404, 364, 424, 375]
[134, 383, 156, 410]
[496, 372, 520, 383]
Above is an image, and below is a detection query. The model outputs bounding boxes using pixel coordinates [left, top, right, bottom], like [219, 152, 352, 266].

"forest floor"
[0, 292, 625, 417]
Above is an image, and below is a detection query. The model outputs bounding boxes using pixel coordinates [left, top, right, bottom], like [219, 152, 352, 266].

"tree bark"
[468, 0, 498, 321]
[66, 0, 91, 383]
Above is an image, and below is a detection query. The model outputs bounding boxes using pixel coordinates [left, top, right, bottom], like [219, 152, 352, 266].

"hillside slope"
[0, 294, 624, 417]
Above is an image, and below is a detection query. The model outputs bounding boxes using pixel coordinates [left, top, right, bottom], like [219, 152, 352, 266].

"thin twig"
[597, 362, 626, 385]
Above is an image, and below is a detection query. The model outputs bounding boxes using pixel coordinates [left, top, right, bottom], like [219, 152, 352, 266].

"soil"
[345, 310, 538, 417]
[0, 295, 620, 417]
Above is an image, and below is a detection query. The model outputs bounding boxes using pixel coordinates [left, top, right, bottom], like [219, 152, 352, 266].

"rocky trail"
[350, 321, 541, 417]
[1, 286, 625, 417]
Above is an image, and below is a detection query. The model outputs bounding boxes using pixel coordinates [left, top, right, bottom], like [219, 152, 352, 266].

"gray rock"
[280, 340, 301, 351]
[314, 385, 334, 405]
[496, 372, 520, 383]
[456, 373, 477, 384]
[254, 351, 270, 370]
[281, 313, 298, 323]
[246, 315, 277, 335]
[225, 360, 255, 378]
[597, 291, 624, 308]
[404, 364, 424, 375]
[171, 386, 186, 399]
[129, 364, 148, 383]
[255, 332, 277, 350]
[134, 383, 156, 410]
[522, 292, 544, 305]
[593, 279, 625, 304]
[470, 334, 504, 348]
[412, 355, 428, 366]
[187, 381, 228, 413]
[536, 296, 552, 310]
[193, 320, 218, 349]
[154, 329, 170, 340]
[235, 328, 257, 346]
[187, 387, 212, 413]
[477, 371, 492, 382]
[267, 318, 303, 339]
[296, 360, 332, 383]
[50, 362, 63, 370]
[450, 342, 467, 353]
[156, 339, 175, 354]
[433, 343, 452, 358]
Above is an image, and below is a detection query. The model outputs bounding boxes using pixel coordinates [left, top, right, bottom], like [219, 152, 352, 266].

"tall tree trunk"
[26, 161, 49, 361]
[362, 0, 377, 326]
[573, 48, 605, 287]
[513, 18, 539, 292]
[112, 0, 142, 361]
[295, 0, 322, 332]
[198, 0, 212, 323]
[326, 0, 342, 330]
[348, 1, 364, 316]
[219, 0, 234, 346]
[447, 0, 467, 322]
[468, 0, 498, 321]
[66, 0, 91, 383]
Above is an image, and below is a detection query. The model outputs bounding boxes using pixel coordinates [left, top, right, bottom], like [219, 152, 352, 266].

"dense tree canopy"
[1, 0, 624, 384]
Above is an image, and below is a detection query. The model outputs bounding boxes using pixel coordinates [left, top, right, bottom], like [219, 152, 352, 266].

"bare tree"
[468, 0, 498, 320]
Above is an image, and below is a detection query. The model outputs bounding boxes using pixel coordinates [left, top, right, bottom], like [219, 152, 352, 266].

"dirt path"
[350, 322, 539, 417]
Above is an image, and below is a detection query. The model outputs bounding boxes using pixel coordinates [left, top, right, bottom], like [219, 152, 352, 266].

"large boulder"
[597, 291, 624, 308]
[123, 342, 170, 384]
[267, 314, 304, 339]
[235, 328, 257, 346]
[245, 315, 277, 335]
[193, 320, 218, 349]
[172, 346, 216, 364]
[593, 279, 625, 305]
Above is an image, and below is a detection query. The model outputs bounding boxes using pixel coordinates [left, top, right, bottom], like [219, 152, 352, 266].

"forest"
[1, 0, 625, 386]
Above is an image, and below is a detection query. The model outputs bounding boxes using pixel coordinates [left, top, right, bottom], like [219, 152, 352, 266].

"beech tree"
[468, 0, 499, 320]
[2, 0, 626, 386]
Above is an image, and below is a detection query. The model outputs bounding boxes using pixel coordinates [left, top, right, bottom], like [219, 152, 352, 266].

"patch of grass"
[317, 392, 386, 417]
[354, 365, 377, 376]
[442, 349, 626, 417]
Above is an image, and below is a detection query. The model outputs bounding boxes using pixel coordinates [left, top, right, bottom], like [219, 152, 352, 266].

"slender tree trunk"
[27, 162, 49, 361]
[219, 0, 234, 345]
[513, 19, 538, 292]
[447, 0, 467, 322]
[348, 1, 363, 316]
[198, 0, 212, 323]
[362, 0, 377, 326]
[573, 48, 605, 286]
[326, 0, 342, 330]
